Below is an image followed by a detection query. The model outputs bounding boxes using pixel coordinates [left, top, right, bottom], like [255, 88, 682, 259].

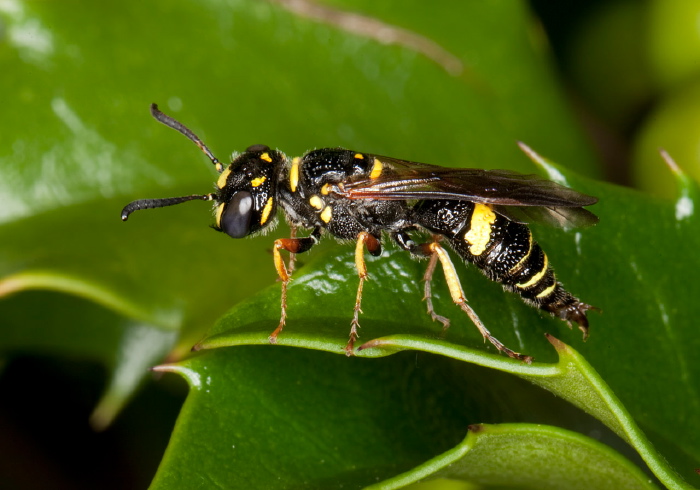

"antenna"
[120, 105, 225, 221]
[150, 103, 224, 173]
[121, 193, 216, 221]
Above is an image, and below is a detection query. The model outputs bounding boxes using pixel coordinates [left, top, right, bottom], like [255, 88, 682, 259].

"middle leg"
[347, 231, 382, 355]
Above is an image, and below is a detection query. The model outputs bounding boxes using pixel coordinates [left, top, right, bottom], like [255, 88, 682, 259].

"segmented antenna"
[121, 193, 216, 221]
[120, 105, 225, 221]
[150, 103, 224, 172]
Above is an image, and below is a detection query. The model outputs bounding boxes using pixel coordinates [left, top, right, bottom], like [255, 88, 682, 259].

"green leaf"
[150, 347, 659, 489]
[164, 157, 700, 488]
[3, 0, 696, 488]
[381, 424, 658, 490]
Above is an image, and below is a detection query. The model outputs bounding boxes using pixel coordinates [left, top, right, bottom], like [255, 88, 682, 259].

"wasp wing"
[341, 156, 598, 228]
[493, 204, 598, 228]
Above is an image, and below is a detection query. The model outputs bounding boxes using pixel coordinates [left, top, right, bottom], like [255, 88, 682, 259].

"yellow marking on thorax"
[217, 168, 232, 189]
[215, 203, 225, 228]
[260, 152, 273, 163]
[289, 157, 300, 192]
[464, 204, 496, 256]
[309, 195, 324, 210]
[251, 176, 266, 187]
[354, 153, 364, 159]
[320, 183, 332, 195]
[320, 205, 333, 223]
[260, 197, 274, 225]
[517, 254, 549, 289]
[370, 158, 383, 179]
[536, 282, 557, 299]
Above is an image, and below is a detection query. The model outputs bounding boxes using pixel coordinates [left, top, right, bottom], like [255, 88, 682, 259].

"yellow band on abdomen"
[464, 204, 496, 256]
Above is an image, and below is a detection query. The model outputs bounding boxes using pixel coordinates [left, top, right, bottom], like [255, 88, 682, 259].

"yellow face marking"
[464, 204, 496, 256]
[320, 183, 332, 195]
[320, 205, 333, 223]
[215, 203, 226, 228]
[260, 197, 274, 225]
[354, 153, 364, 159]
[251, 176, 267, 187]
[309, 195, 324, 210]
[536, 282, 557, 299]
[516, 254, 549, 289]
[216, 168, 232, 189]
[290, 157, 300, 192]
[260, 152, 273, 163]
[370, 158, 383, 179]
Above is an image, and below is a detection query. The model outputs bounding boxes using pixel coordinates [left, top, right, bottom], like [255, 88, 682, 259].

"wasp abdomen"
[414, 200, 591, 334]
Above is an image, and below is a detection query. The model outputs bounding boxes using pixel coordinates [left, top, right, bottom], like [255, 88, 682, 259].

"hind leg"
[394, 231, 532, 363]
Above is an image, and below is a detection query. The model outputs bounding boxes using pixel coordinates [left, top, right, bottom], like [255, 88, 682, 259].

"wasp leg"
[287, 225, 298, 275]
[394, 231, 531, 363]
[393, 231, 450, 330]
[269, 227, 321, 344]
[421, 241, 451, 331]
[348, 231, 382, 356]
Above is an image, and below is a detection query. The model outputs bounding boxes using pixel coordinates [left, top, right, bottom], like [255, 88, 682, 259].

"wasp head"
[213, 144, 285, 238]
[121, 105, 285, 239]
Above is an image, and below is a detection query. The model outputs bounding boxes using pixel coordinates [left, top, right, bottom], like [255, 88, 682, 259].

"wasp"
[122, 104, 598, 362]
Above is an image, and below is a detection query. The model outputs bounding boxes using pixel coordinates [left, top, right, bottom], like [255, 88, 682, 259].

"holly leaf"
[158, 153, 700, 489]
[3, 1, 696, 489]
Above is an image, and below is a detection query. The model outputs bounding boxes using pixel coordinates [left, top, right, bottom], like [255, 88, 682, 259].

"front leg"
[268, 227, 322, 344]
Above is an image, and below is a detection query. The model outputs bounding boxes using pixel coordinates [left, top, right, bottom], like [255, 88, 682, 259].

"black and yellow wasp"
[122, 104, 598, 362]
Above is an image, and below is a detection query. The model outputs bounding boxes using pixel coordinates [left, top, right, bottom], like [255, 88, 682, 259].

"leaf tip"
[517, 142, 568, 185]
[544, 333, 570, 353]
[358, 338, 388, 351]
[151, 363, 174, 373]
[89, 402, 118, 432]
[659, 148, 682, 177]
[516, 140, 533, 155]
[0, 274, 24, 299]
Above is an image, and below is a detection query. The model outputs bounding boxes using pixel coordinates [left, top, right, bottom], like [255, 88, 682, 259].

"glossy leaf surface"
[1, 1, 697, 489]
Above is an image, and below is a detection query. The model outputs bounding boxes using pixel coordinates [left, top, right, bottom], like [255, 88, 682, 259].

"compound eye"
[220, 191, 253, 238]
